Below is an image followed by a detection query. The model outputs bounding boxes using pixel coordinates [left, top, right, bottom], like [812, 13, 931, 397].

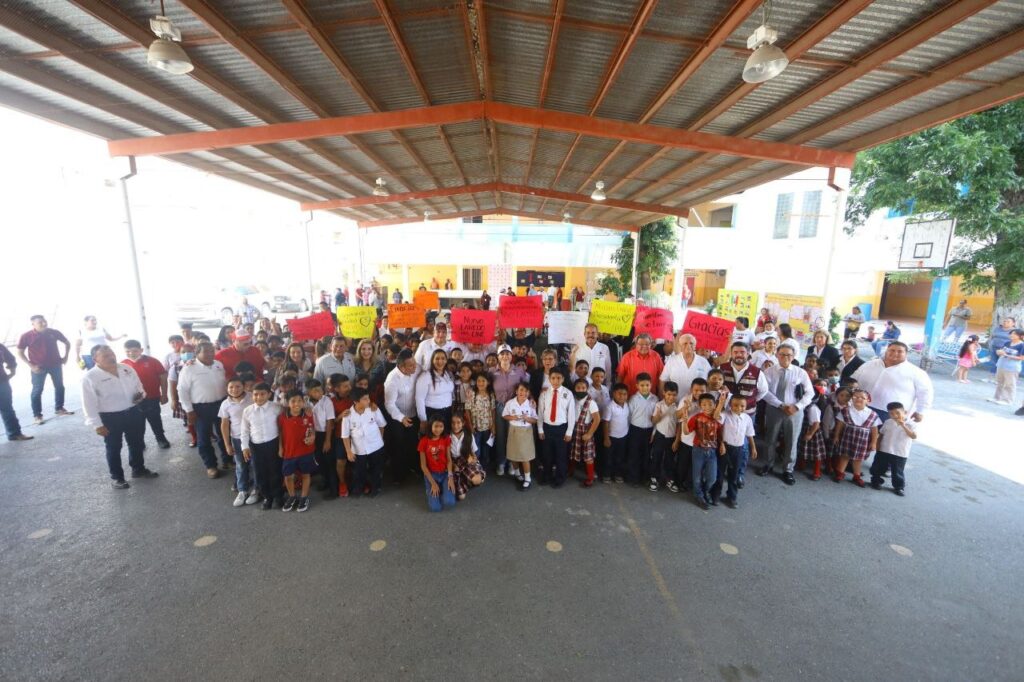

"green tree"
[596, 217, 679, 299]
[845, 100, 1024, 326]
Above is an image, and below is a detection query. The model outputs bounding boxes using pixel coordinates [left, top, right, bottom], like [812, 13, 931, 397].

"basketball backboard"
[898, 218, 955, 270]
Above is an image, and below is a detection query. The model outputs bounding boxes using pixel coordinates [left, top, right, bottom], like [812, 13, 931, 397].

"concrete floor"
[1, 367, 1022, 681]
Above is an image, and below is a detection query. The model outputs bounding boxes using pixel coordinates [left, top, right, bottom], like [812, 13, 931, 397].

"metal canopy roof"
[1, 0, 1022, 230]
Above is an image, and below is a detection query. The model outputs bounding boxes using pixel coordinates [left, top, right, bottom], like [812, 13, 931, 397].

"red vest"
[720, 363, 761, 411]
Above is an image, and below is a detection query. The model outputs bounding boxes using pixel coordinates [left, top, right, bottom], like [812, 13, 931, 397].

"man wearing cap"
[489, 344, 529, 475]
[414, 322, 460, 371]
[215, 331, 265, 380]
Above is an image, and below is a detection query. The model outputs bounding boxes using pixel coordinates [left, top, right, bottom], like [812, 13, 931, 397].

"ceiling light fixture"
[148, 2, 194, 74]
[742, 1, 788, 83]
[372, 177, 388, 197]
[563, 212, 572, 225]
[591, 181, 606, 201]
[423, 210, 433, 222]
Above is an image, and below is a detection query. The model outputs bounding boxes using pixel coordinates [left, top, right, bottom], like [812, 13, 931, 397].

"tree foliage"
[596, 217, 679, 299]
[845, 100, 1024, 314]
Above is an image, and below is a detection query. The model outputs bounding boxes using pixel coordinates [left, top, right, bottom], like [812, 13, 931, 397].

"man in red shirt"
[17, 315, 74, 425]
[122, 340, 170, 448]
[617, 334, 665, 396]
[215, 333, 265, 381]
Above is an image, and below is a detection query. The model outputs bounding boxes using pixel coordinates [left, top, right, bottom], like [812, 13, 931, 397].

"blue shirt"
[996, 341, 1024, 372]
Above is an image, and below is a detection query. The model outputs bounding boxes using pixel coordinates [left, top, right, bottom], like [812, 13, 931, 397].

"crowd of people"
[3, 297, 1020, 514]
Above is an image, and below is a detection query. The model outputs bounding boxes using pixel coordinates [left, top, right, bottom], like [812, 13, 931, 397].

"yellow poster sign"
[764, 293, 827, 342]
[337, 306, 376, 339]
[588, 299, 636, 336]
[716, 289, 759, 322]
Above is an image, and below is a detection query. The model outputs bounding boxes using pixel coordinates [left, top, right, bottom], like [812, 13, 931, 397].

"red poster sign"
[498, 295, 544, 329]
[450, 309, 498, 344]
[286, 311, 338, 342]
[635, 306, 674, 340]
[681, 311, 735, 355]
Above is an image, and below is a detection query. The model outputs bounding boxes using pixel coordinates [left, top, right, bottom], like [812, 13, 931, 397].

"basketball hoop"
[897, 218, 955, 270]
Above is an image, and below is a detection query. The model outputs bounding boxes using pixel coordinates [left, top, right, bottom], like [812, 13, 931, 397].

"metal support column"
[119, 156, 151, 353]
[920, 275, 951, 371]
[630, 227, 640, 301]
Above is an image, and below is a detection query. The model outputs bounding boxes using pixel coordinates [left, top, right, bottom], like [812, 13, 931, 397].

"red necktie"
[550, 388, 558, 422]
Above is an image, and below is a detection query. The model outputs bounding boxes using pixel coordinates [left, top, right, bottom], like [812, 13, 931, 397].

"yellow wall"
[880, 274, 994, 329]
[408, 265, 458, 291]
[686, 269, 725, 308]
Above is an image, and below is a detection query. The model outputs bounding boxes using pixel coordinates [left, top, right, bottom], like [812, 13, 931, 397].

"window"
[799, 190, 822, 238]
[773, 193, 793, 238]
[708, 205, 734, 227]
[462, 268, 482, 290]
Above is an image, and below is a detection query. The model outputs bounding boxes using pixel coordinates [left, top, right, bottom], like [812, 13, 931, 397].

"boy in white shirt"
[626, 373, 658, 486]
[716, 395, 758, 509]
[601, 383, 630, 483]
[241, 383, 284, 510]
[305, 379, 336, 499]
[218, 378, 255, 507]
[341, 388, 388, 498]
[869, 401, 917, 496]
[673, 377, 708, 492]
[588, 367, 611, 480]
[537, 368, 576, 488]
[648, 381, 679, 492]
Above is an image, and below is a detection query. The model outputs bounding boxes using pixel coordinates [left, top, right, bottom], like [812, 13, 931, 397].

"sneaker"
[157, 439, 171, 449]
[614, 476, 624, 483]
[648, 479, 658, 492]
[131, 468, 159, 479]
[33, 416, 45, 426]
[894, 489, 905, 497]
[245, 491, 260, 505]
[111, 479, 130, 489]
[697, 498, 709, 510]
[520, 479, 531, 490]
[206, 468, 220, 479]
[338, 483, 349, 498]
[870, 481, 883, 490]
[55, 408, 75, 416]
[188, 441, 197, 448]
[297, 497, 310, 512]
[10, 434, 33, 441]
[725, 498, 738, 509]
[282, 497, 297, 512]
[261, 498, 273, 510]
[667, 481, 679, 493]
[233, 491, 247, 507]
[709, 497, 719, 506]
[496, 464, 505, 476]
[602, 476, 612, 483]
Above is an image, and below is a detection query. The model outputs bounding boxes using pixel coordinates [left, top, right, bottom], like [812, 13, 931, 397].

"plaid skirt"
[798, 421, 827, 461]
[172, 402, 187, 421]
[452, 455, 486, 498]
[836, 408, 878, 461]
[570, 398, 596, 463]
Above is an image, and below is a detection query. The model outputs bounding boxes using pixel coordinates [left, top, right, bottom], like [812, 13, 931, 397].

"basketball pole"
[921, 274, 951, 371]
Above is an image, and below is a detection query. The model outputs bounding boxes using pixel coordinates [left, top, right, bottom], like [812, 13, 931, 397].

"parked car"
[174, 285, 309, 326]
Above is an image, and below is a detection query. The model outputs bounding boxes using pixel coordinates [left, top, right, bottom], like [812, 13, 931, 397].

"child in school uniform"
[465, 372, 497, 472]
[537, 367, 576, 488]
[681, 392, 724, 510]
[241, 383, 284, 510]
[418, 418, 457, 511]
[277, 391, 317, 513]
[327, 373, 352, 497]
[573, 360, 592, 387]
[673, 377, 708, 493]
[602, 383, 630, 483]
[626, 373, 658, 486]
[831, 388, 879, 487]
[587, 367, 611, 478]
[341, 387, 387, 498]
[798, 379, 829, 481]
[869, 401, 917, 496]
[305, 379, 336, 499]
[218, 378, 256, 507]
[718, 394, 757, 509]
[822, 386, 851, 474]
[648, 381, 679, 492]
[502, 382, 538, 489]
[450, 413, 485, 500]
[569, 377, 601, 487]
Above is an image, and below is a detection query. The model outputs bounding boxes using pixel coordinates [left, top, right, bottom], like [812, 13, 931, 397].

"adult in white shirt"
[384, 349, 420, 483]
[81, 345, 155, 487]
[241, 384, 284, 509]
[777, 323, 802, 362]
[751, 337, 779, 370]
[731, 316, 756, 348]
[75, 315, 124, 370]
[759, 345, 813, 483]
[238, 297, 260, 325]
[414, 323, 460, 371]
[659, 333, 711, 397]
[313, 336, 356, 385]
[852, 341, 933, 422]
[416, 348, 455, 432]
[569, 323, 612, 377]
[177, 341, 229, 477]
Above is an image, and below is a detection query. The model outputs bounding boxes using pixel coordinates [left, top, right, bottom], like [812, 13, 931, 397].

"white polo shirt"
[878, 420, 915, 458]
[241, 401, 282, 449]
[652, 399, 678, 438]
[602, 401, 630, 439]
[309, 396, 336, 433]
[176, 360, 227, 411]
[217, 394, 253, 439]
[81, 364, 144, 428]
[341, 406, 386, 455]
[721, 411, 754, 447]
[574, 341, 612, 377]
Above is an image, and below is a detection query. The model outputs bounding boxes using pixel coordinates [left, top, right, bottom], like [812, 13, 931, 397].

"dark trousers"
[648, 432, 674, 482]
[137, 398, 166, 441]
[313, 431, 334, 490]
[352, 448, 384, 495]
[0, 381, 23, 439]
[627, 425, 652, 483]
[99, 408, 145, 481]
[30, 365, 65, 417]
[388, 418, 419, 483]
[676, 442, 693, 490]
[608, 435, 628, 479]
[251, 438, 283, 502]
[540, 422, 569, 485]
[869, 451, 907, 491]
[709, 449, 730, 503]
[722, 444, 747, 502]
[193, 400, 228, 468]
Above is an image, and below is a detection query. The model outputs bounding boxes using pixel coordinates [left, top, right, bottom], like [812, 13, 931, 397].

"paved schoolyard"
[1, 367, 1021, 681]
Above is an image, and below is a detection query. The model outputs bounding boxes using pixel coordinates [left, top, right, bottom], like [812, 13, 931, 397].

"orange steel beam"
[538, 0, 660, 215]
[357, 208, 639, 232]
[300, 181, 689, 216]
[522, 0, 566, 199]
[590, 0, 871, 222]
[632, 0, 999, 206]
